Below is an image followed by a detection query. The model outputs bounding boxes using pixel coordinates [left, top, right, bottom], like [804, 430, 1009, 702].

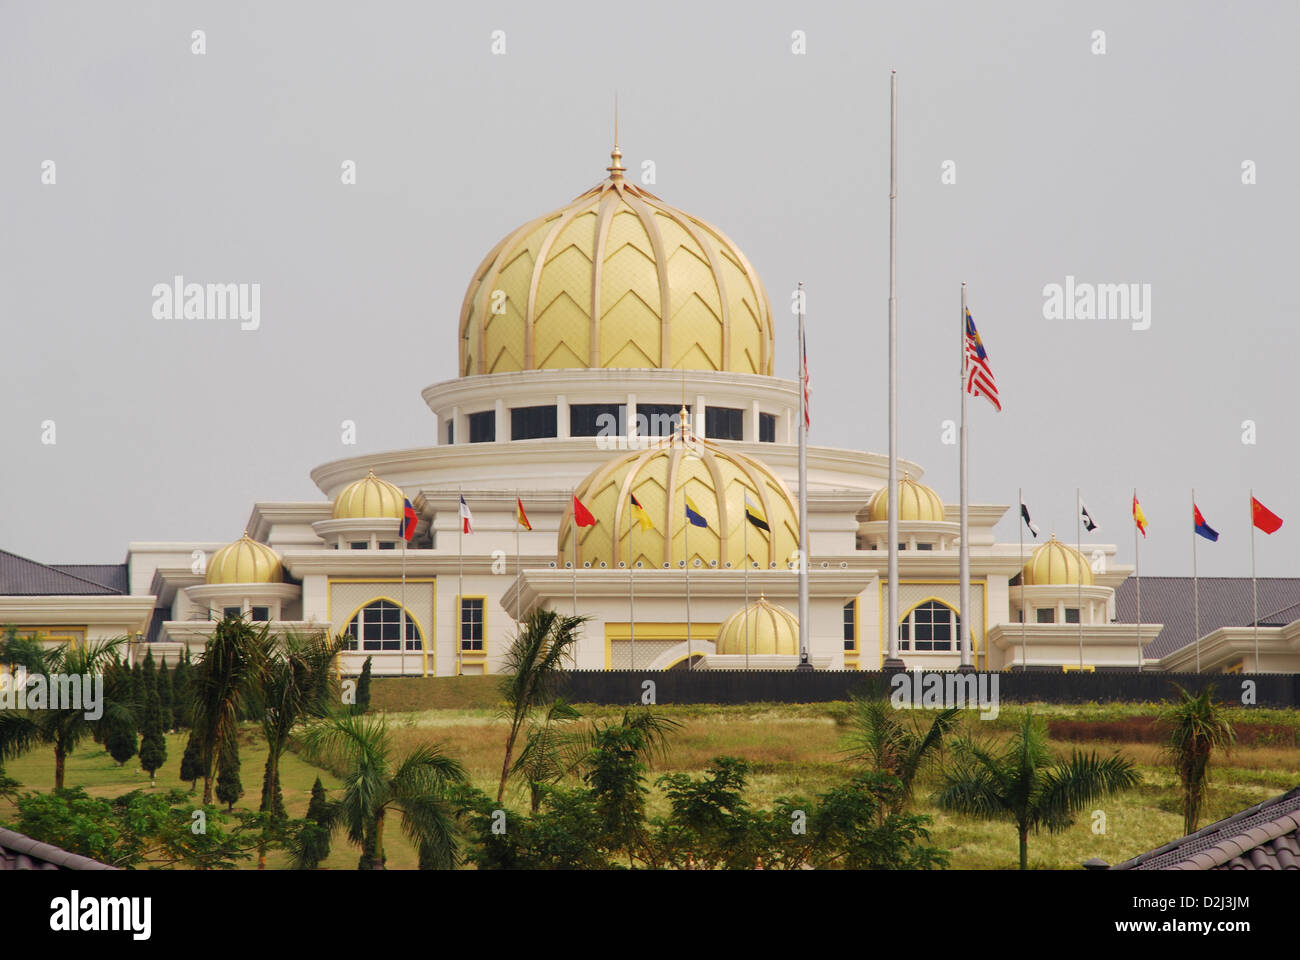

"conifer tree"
[296, 777, 333, 869]
[216, 735, 243, 812]
[172, 650, 191, 730]
[352, 657, 373, 715]
[179, 733, 204, 790]
[139, 680, 168, 785]
[157, 658, 174, 733]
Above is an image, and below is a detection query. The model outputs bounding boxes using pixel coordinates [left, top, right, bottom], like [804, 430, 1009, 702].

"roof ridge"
[0, 550, 123, 595]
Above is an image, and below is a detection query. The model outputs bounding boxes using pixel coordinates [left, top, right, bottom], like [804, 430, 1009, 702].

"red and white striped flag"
[964, 307, 1000, 412]
[801, 324, 811, 430]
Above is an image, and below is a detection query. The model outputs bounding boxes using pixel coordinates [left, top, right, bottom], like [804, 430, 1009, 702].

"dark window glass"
[570, 403, 625, 437]
[917, 542, 933, 551]
[843, 601, 856, 650]
[511, 405, 558, 440]
[350, 541, 367, 550]
[899, 601, 960, 652]
[378, 542, 395, 550]
[1036, 608, 1056, 624]
[446, 419, 455, 445]
[251, 606, 269, 622]
[705, 406, 744, 440]
[460, 597, 485, 651]
[346, 599, 422, 652]
[759, 413, 776, 443]
[222, 606, 241, 620]
[637, 404, 687, 437]
[1065, 608, 1080, 624]
[468, 410, 496, 443]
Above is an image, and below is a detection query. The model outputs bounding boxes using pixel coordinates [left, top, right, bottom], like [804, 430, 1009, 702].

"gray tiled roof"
[0, 550, 126, 596]
[0, 827, 118, 871]
[1113, 577, 1300, 659]
[1112, 786, 1300, 870]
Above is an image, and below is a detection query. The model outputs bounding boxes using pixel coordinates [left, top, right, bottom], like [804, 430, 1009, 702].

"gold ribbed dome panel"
[558, 419, 798, 570]
[1022, 537, 1093, 586]
[459, 148, 773, 376]
[332, 469, 405, 520]
[206, 534, 284, 585]
[715, 595, 799, 656]
[866, 474, 945, 523]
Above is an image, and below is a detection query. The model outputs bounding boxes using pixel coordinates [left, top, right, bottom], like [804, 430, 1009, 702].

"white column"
[495, 398, 506, 442]
[627, 392, 637, 441]
[750, 398, 760, 441]
[449, 405, 460, 445]
[694, 394, 706, 436]
[557, 394, 570, 438]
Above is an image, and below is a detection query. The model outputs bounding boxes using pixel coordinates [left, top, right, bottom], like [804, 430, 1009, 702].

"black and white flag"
[1020, 502, 1040, 538]
[1080, 501, 1098, 532]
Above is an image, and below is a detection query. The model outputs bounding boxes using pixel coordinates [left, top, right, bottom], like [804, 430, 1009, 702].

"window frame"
[459, 595, 486, 654]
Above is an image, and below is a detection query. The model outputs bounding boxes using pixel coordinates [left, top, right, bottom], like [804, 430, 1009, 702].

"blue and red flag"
[401, 498, 418, 542]
[1193, 504, 1219, 542]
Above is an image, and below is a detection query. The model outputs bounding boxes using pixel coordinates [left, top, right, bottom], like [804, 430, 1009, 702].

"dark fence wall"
[555, 670, 1300, 708]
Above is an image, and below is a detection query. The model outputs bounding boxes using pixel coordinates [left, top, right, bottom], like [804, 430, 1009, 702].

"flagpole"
[797, 280, 810, 669]
[572, 512, 578, 619]
[1019, 488, 1027, 670]
[1251, 488, 1258, 671]
[958, 282, 972, 672]
[1134, 488, 1142, 673]
[457, 486, 463, 677]
[744, 505, 750, 669]
[685, 501, 692, 670]
[884, 69, 903, 671]
[1077, 487, 1083, 669]
[401, 527, 407, 678]
[1193, 488, 1200, 673]
[515, 491, 523, 628]
[629, 495, 635, 671]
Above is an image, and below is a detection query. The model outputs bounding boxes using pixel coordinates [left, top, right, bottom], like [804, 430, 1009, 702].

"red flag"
[1251, 496, 1283, 534]
[515, 497, 532, 531]
[573, 495, 597, 528]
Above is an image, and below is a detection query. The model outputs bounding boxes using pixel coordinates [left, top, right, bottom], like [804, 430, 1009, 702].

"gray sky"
[2, 0, 1297, 576]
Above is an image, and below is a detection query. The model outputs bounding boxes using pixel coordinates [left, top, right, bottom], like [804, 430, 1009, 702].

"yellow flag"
[629, 494, 654, 532]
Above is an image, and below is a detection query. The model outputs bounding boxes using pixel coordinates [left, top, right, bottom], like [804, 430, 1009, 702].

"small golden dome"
[866, 473, 945, 522]
[332, 469, 404, 520]
[459, 145, 773, 377]
[559, 414, 798, 570]
[206, 534, 284, 585]
[715, 595, 799, 656]
[1022, 536, 1093, 586]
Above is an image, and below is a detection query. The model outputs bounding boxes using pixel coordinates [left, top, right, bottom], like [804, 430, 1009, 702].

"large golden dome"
[206, 534, 284, 585]
[865, 473, 945, 522]
[558, 413, 798, 570]
[1021, 536, 1093, 586]
[715, 595, 799, 656]
[459, 146, 773, 376]
[332, 469, 404, 520]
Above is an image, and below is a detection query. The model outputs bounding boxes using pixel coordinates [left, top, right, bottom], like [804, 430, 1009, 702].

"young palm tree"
[299, 712, 467, 870]
[935, 711, 1141, 869]
[1162, 683, 1235, 836]
[843, 697, 958, 813]
[495, 609, 586, 802]
[0, 629, 133, 789]
[190, 615, 273, 805]
[509, 698, 583, 813]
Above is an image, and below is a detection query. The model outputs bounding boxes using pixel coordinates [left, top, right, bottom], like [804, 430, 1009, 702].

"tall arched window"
[344, 600, 422, 652]
[899, 600, 961, 652]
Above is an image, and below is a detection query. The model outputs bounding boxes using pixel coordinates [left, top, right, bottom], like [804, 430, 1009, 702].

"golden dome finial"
[607, 93, 625, 180]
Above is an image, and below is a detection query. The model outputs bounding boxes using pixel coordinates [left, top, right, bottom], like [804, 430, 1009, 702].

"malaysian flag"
[964, 307, 1001, 412]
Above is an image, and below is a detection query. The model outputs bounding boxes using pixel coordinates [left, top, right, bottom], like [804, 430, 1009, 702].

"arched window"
[899, 600, 961, 652]
[344, 600, 422, 652]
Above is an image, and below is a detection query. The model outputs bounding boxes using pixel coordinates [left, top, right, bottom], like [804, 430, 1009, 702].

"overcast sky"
[2, 0, 1297, 576]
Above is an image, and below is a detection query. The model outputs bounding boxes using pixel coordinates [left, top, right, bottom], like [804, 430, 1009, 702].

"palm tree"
[0, 629, 133, 789]
[299, 712, 467, 870]
[935, 711, 1141, 869]
[1162, 683, 1235, 836]
[189, 615, 273, 805]
[510, 698, 583, 813]
[258, 629, 343, 819]
[495, 609, 586, 802]
[842, 697, 958, 813]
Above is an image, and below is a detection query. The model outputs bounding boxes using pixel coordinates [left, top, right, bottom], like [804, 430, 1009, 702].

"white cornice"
[0, 596, 156, 630]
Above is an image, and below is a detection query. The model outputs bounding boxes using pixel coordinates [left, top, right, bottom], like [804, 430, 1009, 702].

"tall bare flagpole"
[884, 70, 903, 671]
[629, 496, 636, 671]
[744, 504, 750, 669]
[685, 498, 692, 670]
[797, 281, 811, 669]
[457, 486, 463, 677]
[958, 282, 972, 671]
[515, 490, 522, 627]
[401, 524, 408, 678]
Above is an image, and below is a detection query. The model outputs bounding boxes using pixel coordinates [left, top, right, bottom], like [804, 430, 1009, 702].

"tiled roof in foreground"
[1112, 785, 1300, 870]
[0, 826, 118, 871]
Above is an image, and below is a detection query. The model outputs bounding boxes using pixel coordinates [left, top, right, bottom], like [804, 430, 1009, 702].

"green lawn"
[4, 690, 1298, 869]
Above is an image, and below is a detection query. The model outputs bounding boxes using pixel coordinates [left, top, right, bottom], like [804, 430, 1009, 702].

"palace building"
[4, 144, 1298, 676]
